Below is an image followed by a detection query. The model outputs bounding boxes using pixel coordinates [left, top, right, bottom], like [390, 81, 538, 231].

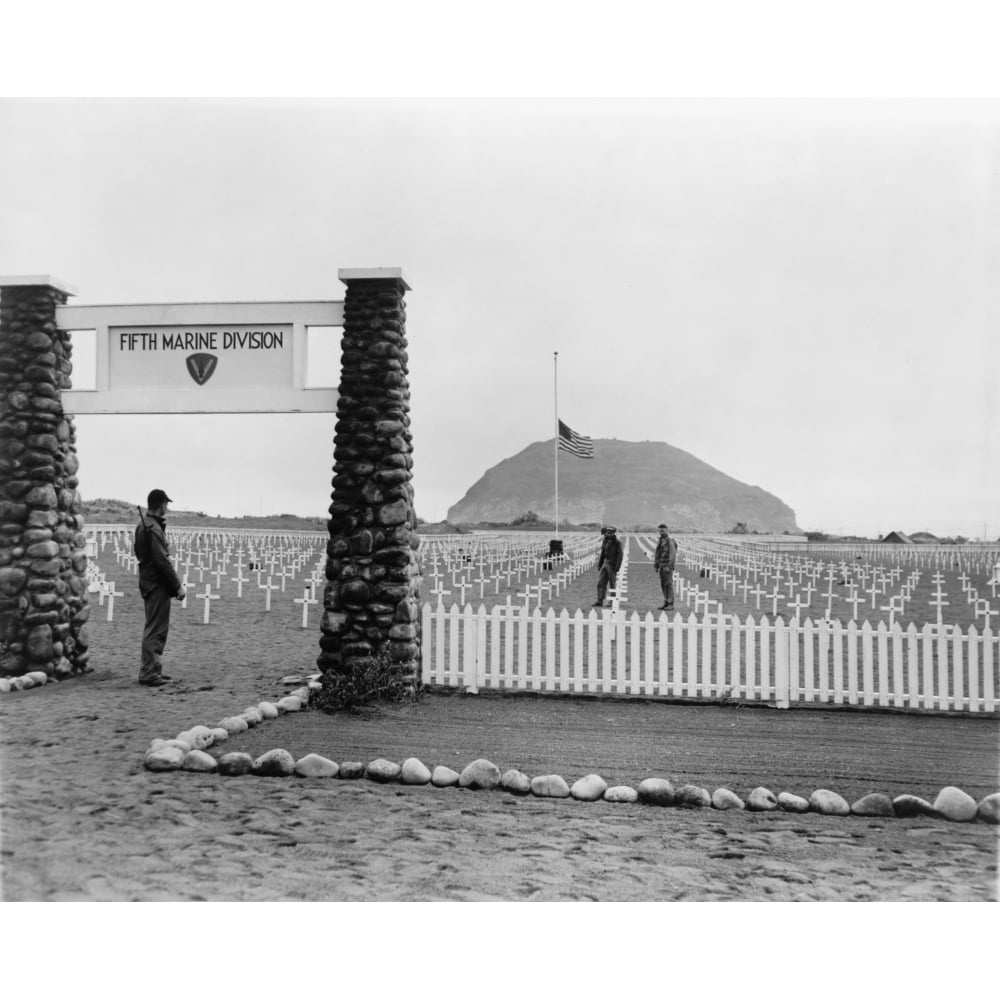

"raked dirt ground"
[2, 545, 998, 902]
[2, 662, 997, 901]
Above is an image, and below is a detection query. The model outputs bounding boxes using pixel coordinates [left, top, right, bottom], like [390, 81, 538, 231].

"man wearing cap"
[653, 523, 677, 611]
[593, 526, 624, 607]
[134, 489, 186, 686]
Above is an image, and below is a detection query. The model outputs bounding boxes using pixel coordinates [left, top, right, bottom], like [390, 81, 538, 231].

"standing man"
[134, 488, 186, 687]
[653, 522, 677, 611]
[594, 525, 623, 607]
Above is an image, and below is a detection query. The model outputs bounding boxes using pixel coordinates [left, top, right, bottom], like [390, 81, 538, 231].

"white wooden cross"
[104, 580, 124, 621]
[974, 598, 996, 629]
[180, 573, 190, 609]
[259, 576, 280, 611]
[230, 567, 251, 598]
[196, 583, 220, 624]
[430, 579, 451, 605]
[294, 587, 319, 628]
[518, 584, 539, 612]
[211, 567, 226, 589]
[880, 595, 905, 628]
[767, 585, 785, 617]
[786, 594, 810, 622]
[748, 583, 767, 611]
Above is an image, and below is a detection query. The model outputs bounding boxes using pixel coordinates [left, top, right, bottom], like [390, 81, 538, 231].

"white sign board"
[57, 300, 342, 414]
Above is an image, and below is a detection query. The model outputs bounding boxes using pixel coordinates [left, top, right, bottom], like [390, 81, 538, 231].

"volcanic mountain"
[446, 438, 799, 532]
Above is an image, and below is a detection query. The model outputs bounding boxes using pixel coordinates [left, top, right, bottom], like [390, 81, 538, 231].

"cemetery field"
[76, 529, 1000, 712]
[2, 527, 997, 901]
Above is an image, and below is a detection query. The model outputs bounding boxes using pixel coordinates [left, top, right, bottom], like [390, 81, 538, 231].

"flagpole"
[553, 351, 559, 538]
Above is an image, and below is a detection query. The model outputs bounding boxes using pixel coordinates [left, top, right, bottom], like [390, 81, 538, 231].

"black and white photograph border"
[1, 0, 998, 994]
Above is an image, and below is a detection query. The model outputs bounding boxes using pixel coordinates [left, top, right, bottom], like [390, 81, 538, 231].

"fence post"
[774, 616, 790, 708]
[463, 604, 479, 694]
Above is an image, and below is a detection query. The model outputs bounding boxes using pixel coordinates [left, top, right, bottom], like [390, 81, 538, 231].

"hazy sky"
[2, 97, 997, 537]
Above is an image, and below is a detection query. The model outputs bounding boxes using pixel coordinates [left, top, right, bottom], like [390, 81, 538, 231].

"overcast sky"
[2, 94, 997, 537]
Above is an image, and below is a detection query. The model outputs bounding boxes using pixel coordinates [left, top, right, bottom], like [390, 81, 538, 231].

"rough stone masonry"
[0, 279, 91, 678]
[317, 270, 421, 688]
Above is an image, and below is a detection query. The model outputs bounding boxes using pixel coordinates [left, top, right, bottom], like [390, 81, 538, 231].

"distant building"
[881, 530, 914, 544]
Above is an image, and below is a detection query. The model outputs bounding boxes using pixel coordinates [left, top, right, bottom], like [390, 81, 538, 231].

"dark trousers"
[658, 566, 675, 607]
[139, 584, 171, 682]
[597, 563, 617, 604]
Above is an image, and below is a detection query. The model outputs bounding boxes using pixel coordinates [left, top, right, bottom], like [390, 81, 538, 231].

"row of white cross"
[87, 528, 329, 626]
[668, 537, 998, 630]
[422, 533, 599, 612]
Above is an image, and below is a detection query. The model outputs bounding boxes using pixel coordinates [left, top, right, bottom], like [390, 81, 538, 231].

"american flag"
[558, 419, 594, 459]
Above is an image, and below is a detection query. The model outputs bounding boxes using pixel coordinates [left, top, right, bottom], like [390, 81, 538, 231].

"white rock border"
[139, 674, 1000, 824]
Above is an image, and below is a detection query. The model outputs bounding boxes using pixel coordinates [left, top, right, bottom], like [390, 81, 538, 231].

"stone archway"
[0, 269, 421, 687]
[0, 278, 90, 678]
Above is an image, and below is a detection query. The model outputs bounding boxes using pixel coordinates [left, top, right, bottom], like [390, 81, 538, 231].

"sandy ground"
[1, 548, 997, 902]
[2, 665, 997, 901]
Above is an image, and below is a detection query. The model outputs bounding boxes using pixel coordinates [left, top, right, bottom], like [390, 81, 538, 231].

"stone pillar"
[0, 277, 91, 678]
[317, 268, 421, 688]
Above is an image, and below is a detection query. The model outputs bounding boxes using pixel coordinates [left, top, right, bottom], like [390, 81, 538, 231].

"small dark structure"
[881, 530, 914, 544]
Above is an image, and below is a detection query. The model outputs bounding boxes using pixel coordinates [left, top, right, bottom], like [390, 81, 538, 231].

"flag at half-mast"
[558, 419, 594, 459]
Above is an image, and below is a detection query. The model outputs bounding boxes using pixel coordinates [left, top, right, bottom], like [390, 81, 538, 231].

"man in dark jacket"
[135, 488, 186, 686]
[653, 523, 677, 611]
[593, 526, 624, 607]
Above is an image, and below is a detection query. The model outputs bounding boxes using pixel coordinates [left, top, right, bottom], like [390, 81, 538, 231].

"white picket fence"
[420, 603, 999, 714]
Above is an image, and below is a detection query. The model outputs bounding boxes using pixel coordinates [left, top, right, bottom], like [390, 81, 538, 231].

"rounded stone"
[976, 793, 1000, 824]
[777, 791, 811, 812]
[748, 786, 778, 811]
[637, 777, 674, 806]
[530, 774, 571, 798]
[257, 701, 279, 719]
[241, 706, 263, 726]
[177, 728, 212, 751]
[603, 785, 639, 804]
[809, 789, 851, 816]
[459, 758, 501, 790]
[276, 696, 303, 713]
[25, 624, 53, 661]
[892, 793, 937, 818]
[674, 784, 711, 808]
[712, 788, 746, 810]
[431, 765, 461, 787]
[851, 793, 895, 817]
[376, 500, 409, 527]
[571, 774, 609, 802]
[294, 754, 340, 778]
[217, 752, 254, 776]
[144, 746, 186, 771]
[337, 761, 365, 779]
[251, 748, 296, 777]
[182, 750, 219, 772]
[217, 716, 249, 734]
[366, 758, 402, 783]
[932, 786, 978, 822]
[400, 757, 432, 785]
[0, 566, 27, 596]
[340, 579, 371, 604]
[501, 768, 532, 795]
